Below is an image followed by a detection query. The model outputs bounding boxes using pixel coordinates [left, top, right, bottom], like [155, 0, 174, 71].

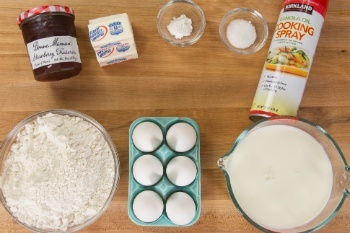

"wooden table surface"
[0, 0, 349, 232]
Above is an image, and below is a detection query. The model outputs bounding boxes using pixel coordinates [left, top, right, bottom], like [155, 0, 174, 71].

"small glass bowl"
[0, 109, 120, 233]
[157, 0, 206, 47]
[219, 8, 268, 55]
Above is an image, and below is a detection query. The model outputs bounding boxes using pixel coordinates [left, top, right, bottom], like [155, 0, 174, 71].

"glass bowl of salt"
[219, 8, 268, 55]
[157, 0, 206, 47]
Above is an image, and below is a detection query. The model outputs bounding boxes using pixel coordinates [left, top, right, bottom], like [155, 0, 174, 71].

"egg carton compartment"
[128, 117, 201, 227]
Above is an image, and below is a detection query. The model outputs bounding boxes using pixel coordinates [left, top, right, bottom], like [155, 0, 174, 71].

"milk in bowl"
[218, 117, 350, 233]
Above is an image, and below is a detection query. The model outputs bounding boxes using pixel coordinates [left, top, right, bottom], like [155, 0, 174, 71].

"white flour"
[167, 14, 193, 39]
[0, 113, 116, 230]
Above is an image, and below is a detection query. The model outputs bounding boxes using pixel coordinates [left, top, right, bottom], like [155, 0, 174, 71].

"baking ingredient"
[128, 118, 201, 227]
[226, 19, 256, 49]
[167, 14, 193, 39]
[132, 121, 163, 152]
[166, 156, 197, 186]
[166, 122, 196, 152]
[227, 125, 333, 230]
[0, 113, 116, 230]
[133, 154, 163, 186]
[17, 5, 82, 81]
[133, 190, 164, 223]
[166, 192, 196, 225]
[88, 13, 138, 67]
[250, 0, 329, 121]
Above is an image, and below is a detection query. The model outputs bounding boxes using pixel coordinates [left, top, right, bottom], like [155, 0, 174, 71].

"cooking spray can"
[249, 0, 329, 121]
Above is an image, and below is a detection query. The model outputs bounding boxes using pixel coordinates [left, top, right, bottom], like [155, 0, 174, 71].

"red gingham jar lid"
[17, 5, 74, 25]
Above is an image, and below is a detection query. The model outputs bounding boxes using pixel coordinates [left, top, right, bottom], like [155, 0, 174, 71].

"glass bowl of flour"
[0, 109, 120, 232]
[219, 8, 268, 55]
[157, 0, 206, 47]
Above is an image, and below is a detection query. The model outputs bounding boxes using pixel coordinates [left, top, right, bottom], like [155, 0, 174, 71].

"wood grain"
[0, 0, 349, 232]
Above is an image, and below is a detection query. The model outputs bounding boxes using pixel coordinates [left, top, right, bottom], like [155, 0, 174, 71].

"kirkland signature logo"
[284, 3, 314, 15]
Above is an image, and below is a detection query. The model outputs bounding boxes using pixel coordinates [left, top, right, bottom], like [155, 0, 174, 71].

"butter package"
[88, 13, 138, 66]
[95, 41, 137, 60]
[98, 52, 139, 67]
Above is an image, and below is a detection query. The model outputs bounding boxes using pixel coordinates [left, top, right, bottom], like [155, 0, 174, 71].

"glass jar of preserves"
[17, 5, 82, 81]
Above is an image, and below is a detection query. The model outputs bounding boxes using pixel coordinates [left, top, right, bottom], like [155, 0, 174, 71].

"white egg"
[166, 192, 196, 225]
[132, 122, 163, 152]
[166, 156, 197, 186]
[133, 190, 164, 223]
[133, 154, 163, 186]
[166, 122, 197, 152]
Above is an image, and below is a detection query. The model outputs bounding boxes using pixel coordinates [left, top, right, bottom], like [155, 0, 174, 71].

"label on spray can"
[249, 0, 328, 121]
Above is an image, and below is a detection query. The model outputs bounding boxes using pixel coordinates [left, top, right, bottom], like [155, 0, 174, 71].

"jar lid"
[17, 5, 74, 25]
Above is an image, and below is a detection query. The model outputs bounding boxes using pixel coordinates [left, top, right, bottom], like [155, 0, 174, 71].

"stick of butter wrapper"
[88, 13, 138, 67]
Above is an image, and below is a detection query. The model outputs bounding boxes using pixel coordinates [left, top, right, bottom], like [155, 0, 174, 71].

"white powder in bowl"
[226, 19, 257, 49]
[167, 14, 193, 39]
[0, 113, 116, 231]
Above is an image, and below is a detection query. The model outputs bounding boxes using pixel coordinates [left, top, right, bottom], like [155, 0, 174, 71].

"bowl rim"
[157, 0, 206, 47]
[0, 109, 120, 233]
[219, 7, 269, 55]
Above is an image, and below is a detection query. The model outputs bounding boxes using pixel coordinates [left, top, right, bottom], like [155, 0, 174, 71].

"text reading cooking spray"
[249, 0, 329, 121]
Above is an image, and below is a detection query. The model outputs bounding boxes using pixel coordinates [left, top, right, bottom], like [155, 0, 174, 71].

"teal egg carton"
[128, 117, 201, 227]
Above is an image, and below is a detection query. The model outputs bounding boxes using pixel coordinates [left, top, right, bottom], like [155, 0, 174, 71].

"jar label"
[26, 36, 81, 69]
